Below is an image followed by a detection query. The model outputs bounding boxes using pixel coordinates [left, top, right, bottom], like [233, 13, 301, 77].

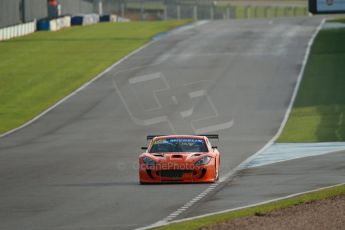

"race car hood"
[147, 152, 209, 163]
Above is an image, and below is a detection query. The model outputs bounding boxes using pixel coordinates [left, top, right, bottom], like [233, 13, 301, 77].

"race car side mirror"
[141, 147, 148, 150]
[212, 146, 217, 149]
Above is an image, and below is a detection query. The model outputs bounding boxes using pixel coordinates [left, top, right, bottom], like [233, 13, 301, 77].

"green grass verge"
[278, 24, 345, 142]
[330, 17, 345, 23]
[155, 183, 345, 230]
[0, 20, 189, 134]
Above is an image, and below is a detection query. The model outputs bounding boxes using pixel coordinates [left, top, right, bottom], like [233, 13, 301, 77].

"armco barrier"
[71, 14, 99, 26]
[0, 21, 36, 41]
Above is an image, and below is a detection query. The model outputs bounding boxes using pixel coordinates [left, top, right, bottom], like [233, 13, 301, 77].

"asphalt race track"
[182, 150, 345, 219]
[0, 17, 323, 230]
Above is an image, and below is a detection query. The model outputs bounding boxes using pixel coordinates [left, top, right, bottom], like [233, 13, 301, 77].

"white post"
[98, 0, 103, 15]
[193, 5, 198, 21]
[264, 6, 270, 18]
[245, 6, 251, 18]
[57, 4, 62, 16]
[121, 3, 125, 17]
[164, 5, 167, 20]
[177, 5, 181, 20]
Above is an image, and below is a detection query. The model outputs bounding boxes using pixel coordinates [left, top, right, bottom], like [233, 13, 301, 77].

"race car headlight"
[143, 157, 157, 166]
[195, 156, 212, 166]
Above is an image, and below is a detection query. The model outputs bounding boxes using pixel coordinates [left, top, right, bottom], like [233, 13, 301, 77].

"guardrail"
[0, 21, 36, 41]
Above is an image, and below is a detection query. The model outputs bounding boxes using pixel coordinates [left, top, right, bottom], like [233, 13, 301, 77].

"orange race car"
[139, 135, 220, 184]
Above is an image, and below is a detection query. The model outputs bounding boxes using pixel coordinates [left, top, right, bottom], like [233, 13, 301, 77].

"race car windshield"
[149, 138, 208, 153]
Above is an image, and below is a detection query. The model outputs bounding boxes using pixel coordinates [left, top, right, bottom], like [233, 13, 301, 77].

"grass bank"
[0, 20, 188, 135]
[155, 183, 345, 230]
[277, 21, 345, 142]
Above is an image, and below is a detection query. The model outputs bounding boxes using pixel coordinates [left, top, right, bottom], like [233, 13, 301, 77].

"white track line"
[137, 18, 326, 230]
[138, 182, 345, 230]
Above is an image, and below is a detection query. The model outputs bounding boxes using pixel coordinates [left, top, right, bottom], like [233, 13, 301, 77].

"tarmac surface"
[182, 150, 345, 219]
[0, 17, 323, 230]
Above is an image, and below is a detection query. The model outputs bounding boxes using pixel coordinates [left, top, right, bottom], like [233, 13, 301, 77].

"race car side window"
[205, 138, 212, 151]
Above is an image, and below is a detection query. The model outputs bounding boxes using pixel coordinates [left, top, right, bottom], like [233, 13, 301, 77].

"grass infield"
[277, 20, 345, 142]
[0, 20, 188, 135]
[155, 184, 345, 230]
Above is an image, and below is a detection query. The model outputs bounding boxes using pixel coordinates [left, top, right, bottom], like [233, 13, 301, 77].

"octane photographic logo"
[139, 162, 199, 171]
[112, 67, 233, 134]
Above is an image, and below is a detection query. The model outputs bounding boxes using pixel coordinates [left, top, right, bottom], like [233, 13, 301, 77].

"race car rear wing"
[201, 134, 219, 140]
[147, 135, 165, 140]
[146, 134, 219, 140]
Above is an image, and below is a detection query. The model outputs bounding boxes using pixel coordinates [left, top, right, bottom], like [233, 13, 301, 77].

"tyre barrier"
[37, 19, 50, 31]
[99, 14, 130, 22]
[37, 16, 71, 31]
[100, 14, 118, 22]
[71, 14, 100, 26]
[0, 21, 36, 41]
[50, 16, 71, 31]
[1, 13, 128, 41]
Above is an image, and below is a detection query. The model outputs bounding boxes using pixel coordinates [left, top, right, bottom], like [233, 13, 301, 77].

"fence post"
[20, 0, 26, 23]
[226, 6, 230, 19]
[57, 4, 62, 16]
[193, 5, 198, 21]
[121, 3, 125, 17]
[98, 0, 103, 15]
[264, 6, 270, 18]
[177, 5, 181, 20]
[163, 5, 167, 20]
[245, 5, 251, 19]
[140, 0, 144, 20]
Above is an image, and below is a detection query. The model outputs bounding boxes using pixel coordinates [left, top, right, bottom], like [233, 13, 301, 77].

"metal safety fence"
[99, 0, 308, 21]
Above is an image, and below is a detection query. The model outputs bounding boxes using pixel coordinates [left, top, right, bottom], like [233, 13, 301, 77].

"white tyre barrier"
[49, 16, 71, 31]
[0, 20, 36, 41]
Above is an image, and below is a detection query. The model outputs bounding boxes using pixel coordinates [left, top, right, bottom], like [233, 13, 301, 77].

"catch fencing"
[0, 0, 47, 28]
[99, 0, 308, 20]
